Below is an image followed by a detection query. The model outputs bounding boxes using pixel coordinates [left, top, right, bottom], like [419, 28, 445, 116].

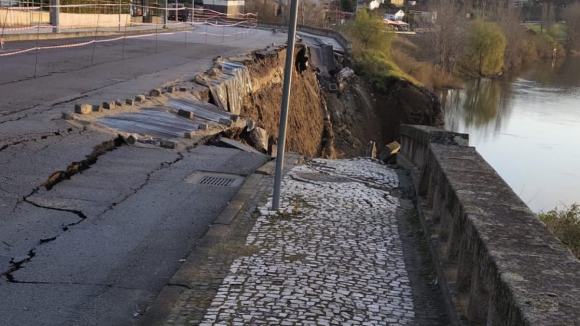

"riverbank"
[390, 25, 567, 90]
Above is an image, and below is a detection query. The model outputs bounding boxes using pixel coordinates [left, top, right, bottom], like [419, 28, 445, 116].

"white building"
[383, 9, 404, 21]
[356, 0, 385, 11]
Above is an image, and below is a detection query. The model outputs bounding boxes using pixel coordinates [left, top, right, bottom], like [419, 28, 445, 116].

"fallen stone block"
[378, 141, 401, 162]
[198, 123, 208, 130]
[103, 101, 116, 110]
[177, 109, 194, 119]
[365, 140, 377, 159]
[250, 127, 268, 152]
[149, 89, 162, 97]
[61, 112, 75, 120]
[246, 118, 256, 132]
[167, 86, 176, 93]
[269, 144, 278, 158]
[160, 140, 177, 149]
[92, 104, 103, 112]
[126, 98, 135, 106]
[74, 104, 92, 115]
[219, 118, 233, 127]
[135, 95, 146, 102]
[124, 134, 139, 144]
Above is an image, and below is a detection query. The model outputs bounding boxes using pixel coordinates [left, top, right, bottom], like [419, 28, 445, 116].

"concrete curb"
[214, 173, 263, 225]
[138, 153, 303, 326]
[3, 26, 194, 42]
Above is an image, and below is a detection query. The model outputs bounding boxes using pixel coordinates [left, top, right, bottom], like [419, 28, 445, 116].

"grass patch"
[354, 50, 424, 92]
[272, 194, 312, 220]
[539, 204, 580, 259]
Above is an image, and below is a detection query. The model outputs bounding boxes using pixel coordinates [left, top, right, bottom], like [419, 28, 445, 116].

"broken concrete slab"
[218, 138, 262, 154]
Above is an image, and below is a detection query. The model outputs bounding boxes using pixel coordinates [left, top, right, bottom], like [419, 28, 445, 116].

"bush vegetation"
[539, 204, 580, 259]
[344, 10, 423, 90]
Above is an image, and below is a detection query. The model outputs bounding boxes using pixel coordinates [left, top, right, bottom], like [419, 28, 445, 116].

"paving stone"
[74, 103, 92, 115]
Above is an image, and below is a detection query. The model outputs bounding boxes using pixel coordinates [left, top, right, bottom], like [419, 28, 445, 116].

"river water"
[440, 57, 580, 212]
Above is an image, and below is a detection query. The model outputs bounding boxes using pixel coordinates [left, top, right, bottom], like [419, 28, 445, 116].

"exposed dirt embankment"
[233, 46, 441, 159]
[325, 76, 443, 158]
[240, 48, 332, 158]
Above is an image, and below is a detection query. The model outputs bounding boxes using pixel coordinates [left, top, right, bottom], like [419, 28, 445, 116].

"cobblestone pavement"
[196, 158, 438, 326]
[163, 159, 449, 326]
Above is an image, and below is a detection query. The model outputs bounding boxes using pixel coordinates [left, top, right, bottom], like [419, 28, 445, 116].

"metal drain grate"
[198, 176, 236, 187]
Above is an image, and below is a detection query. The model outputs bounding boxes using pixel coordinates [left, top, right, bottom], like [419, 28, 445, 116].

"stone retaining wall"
[398, 124, 580, 326]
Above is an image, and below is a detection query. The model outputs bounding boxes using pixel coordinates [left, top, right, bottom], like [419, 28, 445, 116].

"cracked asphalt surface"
[0, 27, 287, 325]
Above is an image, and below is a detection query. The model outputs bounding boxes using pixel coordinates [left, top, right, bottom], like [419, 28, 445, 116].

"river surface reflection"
[441, 58, 580, 212]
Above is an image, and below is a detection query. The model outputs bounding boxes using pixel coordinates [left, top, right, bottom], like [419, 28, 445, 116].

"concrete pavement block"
[167, 86, 176, 93]
[126, 98, 135, 106]
[103, 101, 116, 110]
[61, 112, 75, 120]
[115, 99, 124, 107]
[184, 131, 195, 139]
[219, 118, 233, 126]
[160, 140, 177, 149]
[74, 104, 92, 115]
[198, 123, 208, 130]
[177, 109, 194, 119]
[149, 89, 162, 97]
[135, 95, 146, 102]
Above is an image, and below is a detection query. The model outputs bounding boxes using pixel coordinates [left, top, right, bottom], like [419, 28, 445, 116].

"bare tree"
[495, 0, 526, 68]
[422, 0, 468, 73]
[562, 3, 580, 52]
[540, 2, 555, 33]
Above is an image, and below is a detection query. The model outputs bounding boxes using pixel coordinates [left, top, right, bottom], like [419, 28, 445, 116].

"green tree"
[345, 9, 395, 56]
[466, 20, 506, 76]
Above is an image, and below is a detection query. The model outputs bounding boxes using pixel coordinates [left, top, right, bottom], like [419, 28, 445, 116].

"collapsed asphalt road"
[1, 144, 267, 326]
[0, 28, 288, 325]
